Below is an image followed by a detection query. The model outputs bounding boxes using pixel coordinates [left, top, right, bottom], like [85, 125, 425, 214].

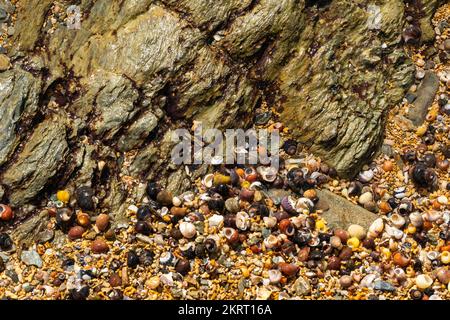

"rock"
[373, 280, 396, 292]
[406, 71, 440, 126]
[0, 54, 10, 71]
[0, 69, 40, 166]
[293, 276, 311, 296]
[317, 189, 378, 230]
[0, 7, 7, 23]
[12, 210, 50, 251]
[2, 119, 68, 207]
[279, 0, 414, 177]
[20, 250, 43, 268]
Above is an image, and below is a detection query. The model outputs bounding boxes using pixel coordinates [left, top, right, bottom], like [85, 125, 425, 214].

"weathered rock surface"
[317, 189, 378, 230]
[0, 69, 40, 166]
[2, 119, 68, 207]
[1, 0, 443, 229]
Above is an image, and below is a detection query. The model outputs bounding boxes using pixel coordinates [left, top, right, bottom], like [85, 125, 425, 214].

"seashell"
[236, 211, 250, 231]
[427, 251, 439, 261]
[68, 226, 85, 240]
[223, 228, 239, 244]
[347, 224, 366, 240]
[156, 190, 173, 206]
[386, 225, 404, 240]
[239, 188, 255, 202]
[303, 189, 317, 200]
[281, 196, 297, 214]
[436, 268, 450, 284]
[348, 181, 363, 197]
[249, 181, 263, 190]
[393, 252, 410, 267]
[360, 274, 376, 288]
[334, 229, 349, 242]
[296, 198, 314, 212]
[172, 196, 182, 207]
[389, 213, 406, 229]
[409, 212, 423, 227]
[0, 204, 13, 221]
[76, 186, 95, 211]
[179, 222, 196, 239]
[95, 214, 110, 232]
[358, 192, 373, 205]
[257, 166, 278, 182]
[268, 269, 282, 284]
[358, 170, 374, 183]
[264, 216, 278, 228]
[368, 218, 384, 239]
[159, 252, 174, 265]
[441, 251, 450, 265]
[56, 208, 75, 232]
[290, 215, 306, 228]
[330, 236, 342, 248]
[378, 201, 392, 214]
[264, 234, 279, 249]
[438, 195, 448, 205]
[202, 174, 214, 188]
[424, 211, 442, 222]
[416, 274, 433, 290]
[347, 237, 360, 249]
[278, 219, 294, 236]
[327, 256, 341, 270]
[278, 262, 299, 277]
[224, 198, 239, 214]
[135, 221, 151, 235]
[393, 268, 406, 282]
[77, 212, 91, 227]
[308, 236, 320, 247]
[208, 214, 224, 227]
[398, 200, 413, 215]
[171, 207, 187, 217]
[91, 238, 109, 254]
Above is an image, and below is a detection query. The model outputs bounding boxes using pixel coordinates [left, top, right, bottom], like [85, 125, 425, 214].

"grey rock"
[0, 7, 7, 23]
[12, 210, 50, 251]
[317, 189, 378, 230]
[373, 280, 396, 292]
[117, 110, 159, 152]
[406, 71, 439, 126]
[2, 119, 68, 207]
[20, 250, 43, 268]
[0, 69, 40, 166]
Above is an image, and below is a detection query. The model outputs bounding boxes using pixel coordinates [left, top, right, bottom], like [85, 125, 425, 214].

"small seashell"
[339, 275, 353, 288]
[91, 238, 109, 254]
[278, 219, 294, 236]
[368, 218, 384, 239]
[416, 274, 433, 290]
[278, 262, 299, 277]
[436, 268, 450, 284]
[225, 198, 240, 213]
[208, 214, 224, 227]
[236, 211, 250, 231]
[424, 211, 442, 222]
[409, 212, 423, 227]
[427, 251, 439, 261]
[268, 269, 282, 284]
[347, 224, 366, 240]
[223, 228, 239, 244]
[389, 213, 406, 229]
[264, 234, 279, 249]
[441, 251, 450, 265]
[239, 188, 255, 202]
[146, 276, 160, 290]
[68, 226, 85, 240]
[263, 216, 277, 228]
[348, 181, 363, 197]
[393, 268, 406, 282]
[358, 170, 374, 183]
[257, 166, 278, 182]
[393, 252, 410, 267]
[438, 195, 448, 205]
[290, 215, 305, 228]
[303, 189, 317, 200]
[172, 196, 182, 207]
[202, 174, 214, 188]
[76, 212, 90, 227]
[330, 236, 342, 249]
[95, 214, 110, 232]
[296, 198, 314, 212]
[358, 192, 373, 205]
[360, 274, 376, 288]
[281, 196, 297, 214]
[159, 252, 174, 265]
[179, 222, 196, 239]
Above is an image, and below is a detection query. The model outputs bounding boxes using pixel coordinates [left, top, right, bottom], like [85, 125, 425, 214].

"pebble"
[20, 250, 43, 268]
[373, 280, 396, 292]
[91, 239, 109, 254]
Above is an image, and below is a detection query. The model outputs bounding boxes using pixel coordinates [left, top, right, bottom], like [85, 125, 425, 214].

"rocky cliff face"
[0, 0, 442, 223]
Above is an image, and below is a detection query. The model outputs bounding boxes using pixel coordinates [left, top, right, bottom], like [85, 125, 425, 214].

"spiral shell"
[257, 166, 278, 182]
[281, 196, 297, 214]
[368, 218, 384, 239]
[236, 211, 250, 231]
[263, 216, 277, 228]
[179, 222, 197, 239]
[296, 197, 314, 212]
[390, 213, 406, 229]
[416, 274, 433, 290]
[409, 212, 423, 227]
[264, 234, 279, 249]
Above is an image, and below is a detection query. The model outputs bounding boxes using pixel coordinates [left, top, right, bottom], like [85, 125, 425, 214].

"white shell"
[290, 215, 306, 228]
[296, 198, 314, 211]
[348, 224, 366, 240]
[358, 192, 373, 205]
[236, 211, 250, 231]
[179, 222, 197, 239]
[202, 174, 214, 188]
[425, 211, 442, 222]
[208, 214, 224, 227]
[358, 170, 374, 182]
[263, 216, 277, 229]
[416, 274, 433, 289]
[389, 213, 406, 229]
[409, 212, 423, 227]
[393, 268, 406, 282]
[427, 251, 439, 261]
[368, 218, 384, 238]
[172, 196, 182, 207]
[268, 269, 282, 284]
[360, 274, 376, 288]
[264, 235, 279, 249]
